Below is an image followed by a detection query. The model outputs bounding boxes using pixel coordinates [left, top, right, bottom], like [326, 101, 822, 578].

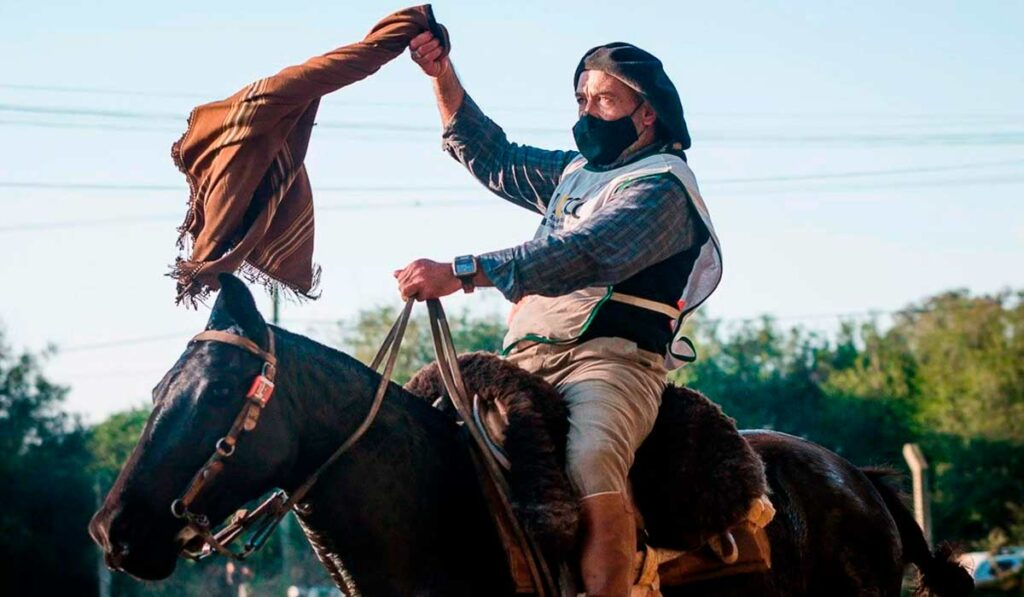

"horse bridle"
[170, 299, 414, 561]
[167, 298, 555, 595]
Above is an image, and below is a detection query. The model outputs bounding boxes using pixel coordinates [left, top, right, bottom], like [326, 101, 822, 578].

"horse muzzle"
[89, 505, 179, 580]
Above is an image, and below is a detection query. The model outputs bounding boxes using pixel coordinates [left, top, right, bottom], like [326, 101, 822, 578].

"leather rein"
[170, 299, 413, 561]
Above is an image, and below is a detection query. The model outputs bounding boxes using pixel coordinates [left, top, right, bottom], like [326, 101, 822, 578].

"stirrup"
[630, 544, 662, 597]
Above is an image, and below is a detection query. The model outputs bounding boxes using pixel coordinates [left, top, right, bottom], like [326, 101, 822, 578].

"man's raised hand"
[409, 31, 449, 78]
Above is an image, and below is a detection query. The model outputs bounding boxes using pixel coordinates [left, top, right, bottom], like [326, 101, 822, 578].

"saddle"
[406, 352, 774, 592]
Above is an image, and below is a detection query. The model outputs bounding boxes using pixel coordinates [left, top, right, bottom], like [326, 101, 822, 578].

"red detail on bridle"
[246, 375, 275, 406]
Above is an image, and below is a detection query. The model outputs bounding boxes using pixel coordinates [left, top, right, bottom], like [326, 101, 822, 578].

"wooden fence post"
[902, 443, 933, 547]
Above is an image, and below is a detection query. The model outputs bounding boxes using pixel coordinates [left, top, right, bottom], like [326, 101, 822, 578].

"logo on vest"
[543, 194, 587, 229]
[563, 197, 586, 218]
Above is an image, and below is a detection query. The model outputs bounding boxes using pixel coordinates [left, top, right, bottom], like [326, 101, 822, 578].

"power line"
[0, 103, 181, 121]
[0, 199, 496, 233]
[0, 118, 180, 133]
[0, 213, 182, 232]
[283, 303, 976, 328]
[0, 83, 205, 100]
[0, 103, 558, 134]
[3, 173, 1022, 234]
[701, 130, 1024, 147]
[0, 181, 477, 192]
[0, 83, 529, 112]
[3, 114, 1019, 145]
[708, 158, 1024, 184]
[3, 158, 1022, 193]
[56, 367, 173, 380]
[4, 103, 1024, 145]
[6, 82, 1024, 122]
[47, 305, 948, 354]
[741, 174, 1024, 193]
[0, 181, 178, 191]
[60, 332, 189, 353]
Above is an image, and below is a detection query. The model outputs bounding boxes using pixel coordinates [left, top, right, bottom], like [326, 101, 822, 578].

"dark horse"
[90, 275, 973, 596]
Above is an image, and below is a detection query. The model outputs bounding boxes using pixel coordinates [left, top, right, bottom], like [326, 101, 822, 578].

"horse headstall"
[170, 327, 283, 562]
[166, 300, 413, 564]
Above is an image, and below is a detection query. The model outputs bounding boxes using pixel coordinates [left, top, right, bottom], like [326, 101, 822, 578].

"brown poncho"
[171, 5, 448, 306]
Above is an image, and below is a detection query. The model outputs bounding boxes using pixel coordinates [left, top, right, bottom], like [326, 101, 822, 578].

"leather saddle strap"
[282, 299, 414, 510]
[425, 299, 557, 596]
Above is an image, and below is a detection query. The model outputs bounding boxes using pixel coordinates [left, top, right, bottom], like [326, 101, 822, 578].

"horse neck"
[269, 328, 509, 594]
[270, 327, 446, 486]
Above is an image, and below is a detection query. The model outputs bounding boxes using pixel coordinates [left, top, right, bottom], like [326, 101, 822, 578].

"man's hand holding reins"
[393, 259, 461, 301]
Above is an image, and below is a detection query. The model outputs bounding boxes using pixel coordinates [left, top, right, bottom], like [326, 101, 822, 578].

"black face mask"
[572, 104, 642, 166]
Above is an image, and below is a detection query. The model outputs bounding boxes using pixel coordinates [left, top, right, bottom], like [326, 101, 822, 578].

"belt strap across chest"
[609, 292, 681, 320]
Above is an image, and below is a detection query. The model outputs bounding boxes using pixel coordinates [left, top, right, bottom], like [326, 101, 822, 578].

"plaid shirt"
[442, 94, 700, 303]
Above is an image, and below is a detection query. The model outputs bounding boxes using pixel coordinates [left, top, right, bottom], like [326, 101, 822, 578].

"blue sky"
[1, 1, 1022, 420]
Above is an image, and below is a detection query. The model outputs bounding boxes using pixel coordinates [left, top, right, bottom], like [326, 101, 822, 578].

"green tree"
[673, 314, 912, 466]
[89, 406, 149, 485]
[335, 304, 506, 383]
[17, 287, 1020, 596]
[331, 293, 1024, 544]
[901, 290, 1023, 442]
[822, 290, 1024, 541]
[0, 326, 97, 595]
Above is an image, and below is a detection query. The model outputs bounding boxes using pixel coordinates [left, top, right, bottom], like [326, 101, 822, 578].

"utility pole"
[272, 287, 295, 589]
[95, 475, 111, 597]
[902, 443, 933, 547]
[272, 286, 281, 329]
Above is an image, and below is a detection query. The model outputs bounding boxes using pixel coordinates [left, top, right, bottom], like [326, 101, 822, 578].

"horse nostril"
[106, 541, 131, 569]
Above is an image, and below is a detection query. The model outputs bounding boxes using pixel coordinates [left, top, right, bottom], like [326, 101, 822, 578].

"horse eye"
[206, 382, 235, 400]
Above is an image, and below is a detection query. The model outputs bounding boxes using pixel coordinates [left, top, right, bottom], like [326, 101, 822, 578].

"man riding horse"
[395, 31, 722, 596]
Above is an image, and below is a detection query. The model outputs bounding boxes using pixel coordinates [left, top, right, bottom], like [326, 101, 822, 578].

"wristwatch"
[452, 255, 478, 294]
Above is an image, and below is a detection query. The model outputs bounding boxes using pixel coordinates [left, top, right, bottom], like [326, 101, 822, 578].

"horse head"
[89, 274, 298, 580]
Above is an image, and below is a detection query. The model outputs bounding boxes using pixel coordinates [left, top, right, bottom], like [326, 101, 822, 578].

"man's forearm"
[471, 268, 493, 289]
[432, 60, 465, 126]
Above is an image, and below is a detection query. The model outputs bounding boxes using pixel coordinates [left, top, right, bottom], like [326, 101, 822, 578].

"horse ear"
[206, 273, 270, 347]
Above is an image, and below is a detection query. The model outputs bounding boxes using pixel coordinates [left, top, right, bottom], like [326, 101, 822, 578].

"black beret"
[574, 42, 690, 150]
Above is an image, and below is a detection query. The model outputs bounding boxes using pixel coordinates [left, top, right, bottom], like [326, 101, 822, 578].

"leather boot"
[579, 492, 636, 596]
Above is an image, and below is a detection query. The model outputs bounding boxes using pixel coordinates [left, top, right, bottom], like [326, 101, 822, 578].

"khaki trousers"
[505, 337, 667, 497]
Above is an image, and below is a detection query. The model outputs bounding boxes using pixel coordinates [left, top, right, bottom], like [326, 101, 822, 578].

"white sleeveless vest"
[503, 152, 722, 370]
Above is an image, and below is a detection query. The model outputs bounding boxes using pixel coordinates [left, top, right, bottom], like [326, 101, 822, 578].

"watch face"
[454, 259, 475, 276]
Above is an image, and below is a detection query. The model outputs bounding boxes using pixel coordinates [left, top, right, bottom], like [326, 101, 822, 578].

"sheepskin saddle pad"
[404, 352, 773, 564]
